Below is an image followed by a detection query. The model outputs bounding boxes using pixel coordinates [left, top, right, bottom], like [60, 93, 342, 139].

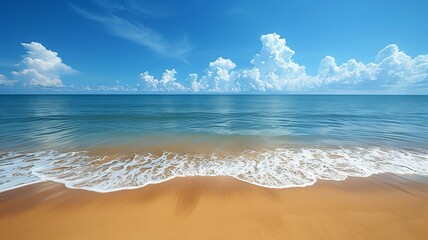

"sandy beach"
[1, 174, 428, 240]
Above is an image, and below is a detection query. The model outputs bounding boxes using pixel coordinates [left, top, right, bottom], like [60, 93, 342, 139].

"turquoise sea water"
[1, 95, 427, 192]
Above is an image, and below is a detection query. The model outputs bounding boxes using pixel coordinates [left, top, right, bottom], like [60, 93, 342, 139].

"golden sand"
[1, 174, 428, 240]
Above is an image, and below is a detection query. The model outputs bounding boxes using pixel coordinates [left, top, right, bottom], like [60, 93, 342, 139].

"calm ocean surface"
[1, 95, 428, 192]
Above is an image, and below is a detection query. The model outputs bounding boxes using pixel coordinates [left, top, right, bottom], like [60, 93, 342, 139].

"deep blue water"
[1, 95, 427, 151]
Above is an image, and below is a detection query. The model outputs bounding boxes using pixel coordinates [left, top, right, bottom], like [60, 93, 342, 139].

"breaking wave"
[1, 146, 428, 193]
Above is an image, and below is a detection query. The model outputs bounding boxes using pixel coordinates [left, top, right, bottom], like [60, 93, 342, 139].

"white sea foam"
[1, 147, 428, 193]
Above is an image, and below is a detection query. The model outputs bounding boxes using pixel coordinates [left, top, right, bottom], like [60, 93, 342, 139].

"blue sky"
[0, 0, 427, 94]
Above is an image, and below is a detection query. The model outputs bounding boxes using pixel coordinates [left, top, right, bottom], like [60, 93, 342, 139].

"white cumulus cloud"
[139, 69, 186, 92]
[248, 33, 315, 91]
[0, 74, 16, 86]
[139, 33, 428, 93]
[188, 34, 316, 92]
[318, 56, 378, 85]
[375, 44, 428, 85]
[12, 42, 75, 88]
[316, 44, 428, 90]
[190, 57, 239, 92]
[97, 84, 137, 92]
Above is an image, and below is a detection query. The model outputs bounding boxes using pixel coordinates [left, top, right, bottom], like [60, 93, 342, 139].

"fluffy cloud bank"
[318, 44, 428, 89]
[11, 42, 75, 87]
[140, 69, 186, 92]
[140, 33, 428, 93]
[0, 74, 16, 86]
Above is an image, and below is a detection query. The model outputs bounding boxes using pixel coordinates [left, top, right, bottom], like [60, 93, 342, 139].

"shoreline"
[1, 174, 428, 239]
[2, 146, 427, 194]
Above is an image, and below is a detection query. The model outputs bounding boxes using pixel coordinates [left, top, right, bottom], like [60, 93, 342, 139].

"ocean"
[1, 95, 427, 192]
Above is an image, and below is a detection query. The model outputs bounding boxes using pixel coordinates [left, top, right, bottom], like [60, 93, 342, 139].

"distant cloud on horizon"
[1, 34, 427, 94]
[140, 33, 428, 93]
[0, 74, 16, 86]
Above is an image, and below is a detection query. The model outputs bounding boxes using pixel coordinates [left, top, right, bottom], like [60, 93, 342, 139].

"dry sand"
[1, 174, 428, 240]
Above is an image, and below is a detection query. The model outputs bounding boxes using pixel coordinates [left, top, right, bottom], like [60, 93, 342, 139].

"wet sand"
[1, 174, 428, 240]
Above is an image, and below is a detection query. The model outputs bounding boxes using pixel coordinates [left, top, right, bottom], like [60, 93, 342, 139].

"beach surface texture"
[1, 174, 428, 240]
